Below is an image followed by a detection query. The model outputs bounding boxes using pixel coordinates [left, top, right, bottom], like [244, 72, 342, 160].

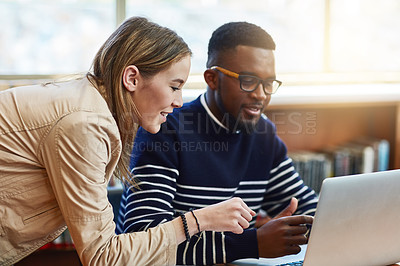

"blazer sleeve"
[40, 111, 177, 266]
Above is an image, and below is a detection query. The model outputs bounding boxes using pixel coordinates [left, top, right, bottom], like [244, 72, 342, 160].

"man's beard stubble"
[216, 89, 259, 134]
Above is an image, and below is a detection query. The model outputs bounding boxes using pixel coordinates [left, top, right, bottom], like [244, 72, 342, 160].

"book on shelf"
[330, 141, 375, 175]
[289, 136, 390, 193]
[351, 136, 390, 172]
[289, 151, 330, 194]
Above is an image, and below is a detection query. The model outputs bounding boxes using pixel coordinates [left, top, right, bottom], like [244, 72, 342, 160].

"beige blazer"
[0, 78, 177, 266]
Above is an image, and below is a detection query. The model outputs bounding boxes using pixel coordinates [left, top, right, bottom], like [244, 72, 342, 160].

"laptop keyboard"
[276, 260, 304, 266]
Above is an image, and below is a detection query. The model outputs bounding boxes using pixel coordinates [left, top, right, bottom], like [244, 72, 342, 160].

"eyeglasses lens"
[239, 76, 279, 94]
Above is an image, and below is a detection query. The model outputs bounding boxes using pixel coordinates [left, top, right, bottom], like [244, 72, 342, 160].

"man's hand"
[255, 215, 271, 228]
[257, 198, 313, 258]
[255, 197, 297, 228]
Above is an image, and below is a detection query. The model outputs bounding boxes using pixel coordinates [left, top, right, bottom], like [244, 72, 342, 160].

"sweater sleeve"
[118, 127, 260, 264]
[261, 132, 318, 217]
[40, 111, 177, 266]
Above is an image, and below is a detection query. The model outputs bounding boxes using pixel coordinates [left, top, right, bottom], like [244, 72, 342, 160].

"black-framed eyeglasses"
[210, 66, 282, 95]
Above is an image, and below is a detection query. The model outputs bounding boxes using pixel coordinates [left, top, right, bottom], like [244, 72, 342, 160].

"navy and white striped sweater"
[117, 94, 318, 265]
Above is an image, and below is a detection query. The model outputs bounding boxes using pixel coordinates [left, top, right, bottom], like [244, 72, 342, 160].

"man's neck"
[204, 89, 224, 123]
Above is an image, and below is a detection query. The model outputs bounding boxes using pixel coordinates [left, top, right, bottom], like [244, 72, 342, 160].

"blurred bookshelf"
[289, 137, 390, 193]
[263, 83, 400, 193]
[264, 83, 400, 168]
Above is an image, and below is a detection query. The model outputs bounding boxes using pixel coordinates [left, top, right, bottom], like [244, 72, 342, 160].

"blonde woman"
[0, 17, 255, 266]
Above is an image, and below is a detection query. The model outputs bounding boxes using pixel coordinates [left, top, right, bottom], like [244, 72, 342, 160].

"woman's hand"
[195, 197, 256, 234]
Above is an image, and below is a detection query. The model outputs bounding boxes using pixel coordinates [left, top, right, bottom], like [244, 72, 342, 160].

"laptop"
[232, 169, 400, 266]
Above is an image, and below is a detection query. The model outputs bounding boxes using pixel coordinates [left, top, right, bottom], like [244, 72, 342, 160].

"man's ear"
[204, 69, 218, 91]
[123, 65, 140, 92]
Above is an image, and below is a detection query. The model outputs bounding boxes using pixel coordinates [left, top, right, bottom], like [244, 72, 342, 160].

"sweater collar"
[200, 93, 241, 133]
[199, 93, 269, 134]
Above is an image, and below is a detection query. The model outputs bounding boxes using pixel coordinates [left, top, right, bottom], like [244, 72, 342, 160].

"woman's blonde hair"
[87, 16, 191, 187]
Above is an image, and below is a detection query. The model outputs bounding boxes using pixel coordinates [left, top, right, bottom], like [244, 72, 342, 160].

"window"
[126, 0, 325, 74]
[1, 0, 400, 84]
[0, 0, 115, 75]
[329, 0, 400, 72]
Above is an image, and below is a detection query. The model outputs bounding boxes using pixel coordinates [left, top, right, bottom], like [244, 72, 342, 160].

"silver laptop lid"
[304, 169, 400, 266]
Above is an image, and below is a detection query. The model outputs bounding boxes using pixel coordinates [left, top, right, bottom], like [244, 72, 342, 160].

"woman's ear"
[204, 69, 218, 91]
[123, 65, 140, 92]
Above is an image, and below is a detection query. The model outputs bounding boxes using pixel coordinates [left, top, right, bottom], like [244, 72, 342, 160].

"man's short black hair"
[206, 21, 276, 68]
